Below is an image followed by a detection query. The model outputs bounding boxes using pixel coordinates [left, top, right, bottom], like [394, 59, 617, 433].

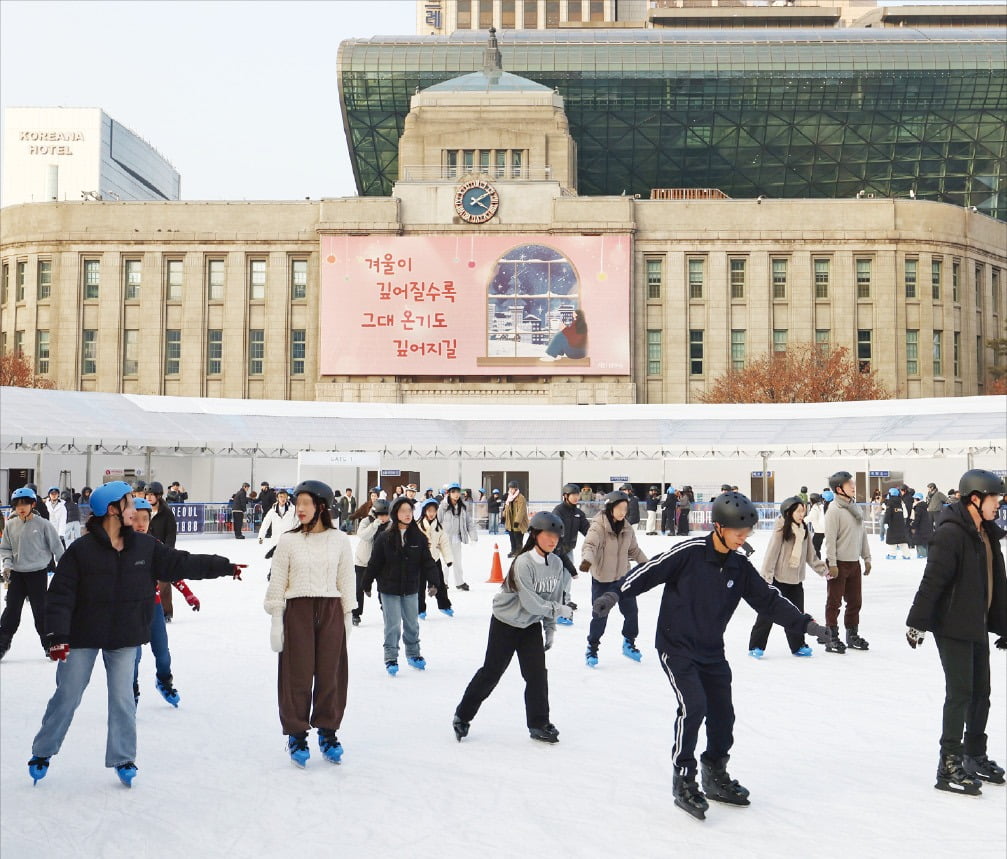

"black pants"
[456, 616, 549, 730]
[508, 530, 524, 555]
[812, 533, 824, 559]
[661, 506, 676, 534]
[659, 651, 734, 777]
[677, 509, 691, 536]
[587, 578, 639, 646]
[231, 510, 245, 538]
[934, 635, 991, 757]
[418, 560, 453, 614]
[0, 568, 49, 651]
[353, 565, 367, 619]
[748, 580, 806, 653]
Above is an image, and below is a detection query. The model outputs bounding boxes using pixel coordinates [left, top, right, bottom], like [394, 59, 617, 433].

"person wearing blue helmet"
[882, 486, 913, 561]
[27, 480, 245, 788]
[0, 487, 64, 660]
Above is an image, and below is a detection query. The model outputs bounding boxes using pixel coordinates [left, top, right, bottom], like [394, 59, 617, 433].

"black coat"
[148, 502, 177, 548]
[552, 500, 590, 556]
[230, 489, 247, 512]
[364, 522, 437, 596]
[625, 493, 641, 526]
[908, 501, 933, 547]
[906, 502, 1007, 642]
[258, 489, 277, 514]
[881, 499, 909, 545]
[45, 522, 233, 649]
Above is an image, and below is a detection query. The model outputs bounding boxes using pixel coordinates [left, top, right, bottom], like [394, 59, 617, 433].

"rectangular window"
[446, 149, 458, 178]
[248, 329, 265, 376]
[688, 258, 704, 299]
[815, 329, 830, 353]
[953, 331, 961, 377]
[511, 150, 522, 178]
[932, 330, 943, 377]
[567, 0, 582, 21]
[857, 329, 872, 372]
[977, 336, 985, 386]
[689, 329, 704, 376]
[166, 259, 184, 301]
[905, 259, 918, 299]
[729, 258, 746, 300]
[730, 329, 746, 370]
[590, 0, 604, 22]
[501, 0, 515, 28]
[646, 329, 662, 376]
[1, 262, 8, 304]
[856, 258, 872, 299]
[494, 149, 506, 178]
[813, 259, 830, 299]
[457, 0, 471, 28]
[645, 258, 662, 300]
[931, 259, 942, 301]
[37, 260, 52, 300]
[772, 329, 788, 353]
[478, 149, 490, 174]
[952, 259, 961, 303]
[124, 259, 142, 300]
[771, 259, 787, 300]
[906, 329, 919, 375]
[14, 330, 24, 356]
[291, 328, 306, 376]
[479, 2, 492, 28]
[993, 268, 1001, 313]
[207, 259, 225, 301]
[545, 0, 560, 27]
[249, 259, 266, 301]
[165, 329, 181, 375]
[16, 261, 26, 301]
[207, 330, 223, 375]
[122, 329, 139, 376]
[524, 0, 537, 28]
[463, 149, 474, 173]
[82, 329, 97, 375]
[975, 265, 983, 308]
[290, 259, 308, 301]
[36, 330, 50, 375]
[83, 259, 100, 300]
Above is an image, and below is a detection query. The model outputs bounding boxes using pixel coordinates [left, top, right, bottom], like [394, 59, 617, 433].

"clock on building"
[454, 179, 500, 224]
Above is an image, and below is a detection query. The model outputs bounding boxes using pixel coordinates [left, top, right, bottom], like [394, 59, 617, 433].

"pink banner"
[319, 234, 630, 376]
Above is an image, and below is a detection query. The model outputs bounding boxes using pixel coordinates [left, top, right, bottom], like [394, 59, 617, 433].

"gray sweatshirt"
[0, 514, 64, 572]
[492, 550, 570, 631]
[823, 496, 871, 565]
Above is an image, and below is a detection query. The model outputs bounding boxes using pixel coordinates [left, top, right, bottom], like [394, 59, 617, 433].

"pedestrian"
[45, 487, 67, 545]
[661, 485, 677, 536]
[230, 483, 249, 539]
[263, 480, 355, 768]
[925, 482, 949, 515]
[27, 481, 244, 787]
[645, 486, 661, 535]
[748, 496, 829, 659]
[0, 487, 64, 659]
[881, 488, 913, 560]
[364, 495, 438, 676]
[677, 486, 694, 536]
[62, 490, 82, 545]
[258, 482, 277, 517]
[822, 470, 872, 654]
[131, 480, 147, 499]
[258, 488, 295, 559]
[908, 491, 933, 559]
[417, 498, 455, 619]
[580, 490, 648, 667]
[145, 482, 179, 621]
[502, 480, 529, 558]
[869, 488, 884, 535]
[487, 488, 502, 535]
[906, 469, 1007, 795]
[438, 482, 478, 591]
[594, 491, 829, 821]
[453, 512, 573, 744]
[351, 499, 389, 627]
[24, 484, 49, 520]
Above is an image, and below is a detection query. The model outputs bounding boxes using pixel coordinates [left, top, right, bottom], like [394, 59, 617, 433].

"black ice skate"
[935, 754, 982, 796]
[529, 723, 560, 744]
[824, 626, 846, 654]
[845, 627, 869, 651]
[452, 715, 470, 742]
[964, 754, 1006, 785]
[673, 773, 709, 821]
[701, 756, 751, 806]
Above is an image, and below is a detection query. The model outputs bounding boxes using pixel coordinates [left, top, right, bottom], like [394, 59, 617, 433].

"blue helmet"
[913, 492, 924, 500]
[47, 486, 60, 495]
[888, 488, 901, 498]
[821, 490, 835, 502]
[447, 482, 462, 491]
[89, 481, 133, 516]
[11, 486, 37, 502]
[420, 498, 439, 513]
[133, 498, 153, 512]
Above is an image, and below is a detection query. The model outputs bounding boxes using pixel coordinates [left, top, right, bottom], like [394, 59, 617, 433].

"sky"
[0, 0, 1001, 203]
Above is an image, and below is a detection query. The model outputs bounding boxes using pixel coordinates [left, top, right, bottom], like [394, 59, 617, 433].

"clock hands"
[467, 190, 492, 210]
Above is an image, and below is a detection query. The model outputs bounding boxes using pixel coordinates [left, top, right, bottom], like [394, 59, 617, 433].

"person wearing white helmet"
[44, 487, 67, 545]
[438, 482, 477, 591]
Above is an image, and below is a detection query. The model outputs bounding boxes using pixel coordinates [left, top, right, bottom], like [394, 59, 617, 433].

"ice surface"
[2, 532, 1004, 858]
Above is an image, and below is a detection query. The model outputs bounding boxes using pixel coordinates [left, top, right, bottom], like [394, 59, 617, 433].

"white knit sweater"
[263, 527, 355, 617]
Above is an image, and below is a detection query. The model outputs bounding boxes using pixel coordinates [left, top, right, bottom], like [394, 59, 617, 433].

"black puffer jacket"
[364, 522, 437, 596]
[45, 520, 234, 649]
[148, 503, 177, 548]
[552, 500, 590, 556]
[906, 502, 1007, 642]
[882, 498, 909, 545]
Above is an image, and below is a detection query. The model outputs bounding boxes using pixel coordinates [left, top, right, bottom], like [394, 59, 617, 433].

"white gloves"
[270, 614, 284, 652]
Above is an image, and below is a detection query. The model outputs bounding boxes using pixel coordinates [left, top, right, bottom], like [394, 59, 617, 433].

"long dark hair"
[446, 492, 466, 514]
[572, 309, 587, 335]
[291, 494, 335, 534]
[780, 501, 807, 543]
[504, 530, 543, 591]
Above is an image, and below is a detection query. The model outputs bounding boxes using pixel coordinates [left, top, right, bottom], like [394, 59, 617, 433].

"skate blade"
[674, 798, 707, 821]
[706, 794, 751, 807]
[935, 779, 981, 796]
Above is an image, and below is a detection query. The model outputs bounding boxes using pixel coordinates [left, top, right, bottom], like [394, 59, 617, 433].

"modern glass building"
[338, 28, 1006, 218]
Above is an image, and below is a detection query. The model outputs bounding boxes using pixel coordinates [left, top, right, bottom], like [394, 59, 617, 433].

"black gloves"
[995, 637, 1006, 651]
[592, 592, 618, 618]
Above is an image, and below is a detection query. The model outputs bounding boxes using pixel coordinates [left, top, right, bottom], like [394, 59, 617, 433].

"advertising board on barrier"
[319, 234, 631, 376]
[171, 503, 204, 534]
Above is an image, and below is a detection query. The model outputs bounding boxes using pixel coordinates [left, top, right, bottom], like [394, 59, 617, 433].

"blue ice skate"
[116, 762, 138, 787]
[440, 608, 455, 617]
[793, 645, 813, 657]
[556, 616, 574, 626]
[155, 675, 180, 708]
[386, 661, 399, 677]
[407, 656, 427, 671]
[622, 637, 642, 662]
[418, 612, 427, 620]
[748, 648, 765, 659]
[28, 756, 50, 785]
[585, 644, 599, 668]
[318, 730, 343, 764]
[287, 734, 310, 767]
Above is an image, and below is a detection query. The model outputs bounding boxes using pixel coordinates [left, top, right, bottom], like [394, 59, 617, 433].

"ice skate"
[585, 643, 599, 668]
[793, 645, 813, 657]
[28, 756, 50, 785]
[673, 773, 709, 821]
[115, 762, 138, 787]
[155, 674, 180, 707]
[452, 714, 470, 742]
[287, 733, 310, 768]
[824, 626, 846, 654]
[845, 627, 869, 651]
[407, 656, 427, 670]
[935, 754, 981, 795]
[748, 648, 765, 659]
[386, 661, 399, 676]
[318, 729, 343, 764]
[701, 757, 751, 806]
[964, 754, 1005, 785]
[529, 723, 560, 744]
[622, 637, 642, 662]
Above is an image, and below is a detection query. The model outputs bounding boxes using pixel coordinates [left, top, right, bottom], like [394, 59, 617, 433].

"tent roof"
[2, 387, 1003, 460]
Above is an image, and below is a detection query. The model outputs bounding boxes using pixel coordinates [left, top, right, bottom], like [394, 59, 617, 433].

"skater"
[28, 481, 243, 787]
[822, 471, 871, 654]
[45, 487, 67, 546]
[62, 490, 82, 545]
[438, 482, 477, 591]
[418, 498, 455, 618]
[807, 492, 826, 558]
[230, 482, 249, 539]
[364, 495, 438, 676]
[264, 480, 355, 768]
[661, 486, 677, 536]
[645, 486, 661, 535]
[881, 488, 913, 560]
[906, 469, 1007, 795]
[677, 487, 694, 536]
[748, 496, 829, 658]
[258, 488, 295, 558]
[580, 491, 648, 666]
[351, 499, 389, 626]
[552, 483, 590, 621]
[621, 484, 642, 531]
[146, 482, 178, 621]
[0, 487, 64, 660]
[453, 512, 573, 744]
[908, 491, 933, 559]
[487, 488, 502, 535]
[594, 491, 829, 820]
[503, 480, 529, 558]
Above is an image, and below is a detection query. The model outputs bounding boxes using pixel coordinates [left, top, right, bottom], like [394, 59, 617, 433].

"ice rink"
[1, 530, 1005, 858]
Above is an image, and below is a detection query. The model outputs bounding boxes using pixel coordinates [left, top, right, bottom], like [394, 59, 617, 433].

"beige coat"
[503, 493, 529, 533]
[418, 516, 454, 566]
[581, 512, 648, 583]
[760, 518, 828, 585]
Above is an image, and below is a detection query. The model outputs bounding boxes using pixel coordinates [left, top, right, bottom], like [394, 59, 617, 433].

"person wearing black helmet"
[906, 469, 1007, 795]
[645, 486, 661, 535]
[620, 484, 642, 530]
[454, 511, 573, 745]
[660, 485, 677, 536]
[552, 483, 590, 577]
[676, 486, 694, 536]
[145, 481, 179, 621]
[594, 490, 829, 821]
[822, 470, 872, 653]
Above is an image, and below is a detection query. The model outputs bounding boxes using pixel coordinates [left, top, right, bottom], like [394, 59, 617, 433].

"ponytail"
[504, 531, 540, 591]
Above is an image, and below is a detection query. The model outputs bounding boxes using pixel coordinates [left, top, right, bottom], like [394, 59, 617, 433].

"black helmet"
[800, 486, 808, 493]
[561, 483, 581, 495]
[779, 495, 804, 516]
[529, 511, 565, 537]
[649, 485, 659, 492]
[828, 471, 853, 490]
[720, 484, 732, 492]
[604, 490, 630, 509]
[132, 479, 147, 492]
[958, 469, 1005, 500]
[508, 480, 520, 489]
[809, 492, 822, 504]
[712, 491, 759, 529]
[293, 479, 334, 509]
[371, 499, 390, 515]
[147, 481, 164, 496]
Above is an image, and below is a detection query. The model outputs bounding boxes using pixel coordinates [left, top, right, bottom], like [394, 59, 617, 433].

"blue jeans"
[381, 593, 421, 663]
[32, 646, 137, 767]
[545, 331, 586, 359]
[587, 579, 639, 646]
[134, 602, 172, 687]
[488, 512, 500, 535]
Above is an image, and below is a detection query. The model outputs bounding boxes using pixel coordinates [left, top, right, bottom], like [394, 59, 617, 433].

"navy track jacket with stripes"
[619, 534, 812, 663]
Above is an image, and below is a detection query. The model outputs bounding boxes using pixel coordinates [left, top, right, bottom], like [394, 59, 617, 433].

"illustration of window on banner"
[319, 234, 630, 377]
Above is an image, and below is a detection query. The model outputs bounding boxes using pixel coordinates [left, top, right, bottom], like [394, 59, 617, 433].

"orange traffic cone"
[486, 543, 504, 584]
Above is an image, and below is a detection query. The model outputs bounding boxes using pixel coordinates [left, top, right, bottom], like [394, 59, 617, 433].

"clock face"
[454, 180, 500, 224]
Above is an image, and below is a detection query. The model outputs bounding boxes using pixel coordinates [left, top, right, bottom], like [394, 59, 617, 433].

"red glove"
[232, 564, 246, 580]
[186, 594, 201, 611]
[48, 643, 70, 662]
